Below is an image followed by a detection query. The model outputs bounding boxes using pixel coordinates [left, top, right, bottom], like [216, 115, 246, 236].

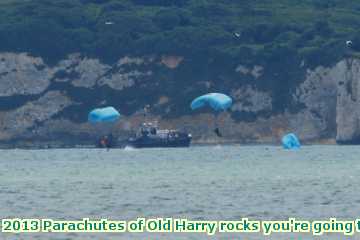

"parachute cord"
[214, 112, 220, 129]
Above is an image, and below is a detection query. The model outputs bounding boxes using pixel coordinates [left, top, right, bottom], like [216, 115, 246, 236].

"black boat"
[127, 122, 192, 148]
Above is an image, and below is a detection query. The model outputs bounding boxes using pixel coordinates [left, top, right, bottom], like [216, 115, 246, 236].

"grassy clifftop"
[0, 0, 359, 66]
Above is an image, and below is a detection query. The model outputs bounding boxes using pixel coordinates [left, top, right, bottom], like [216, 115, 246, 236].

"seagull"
[234, 32, 241, 38]
[105, 21, 114, 25]
[346, 40, 353, 47]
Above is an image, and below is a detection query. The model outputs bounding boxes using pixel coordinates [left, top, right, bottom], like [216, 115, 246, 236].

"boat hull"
[127, 135, 191, 148]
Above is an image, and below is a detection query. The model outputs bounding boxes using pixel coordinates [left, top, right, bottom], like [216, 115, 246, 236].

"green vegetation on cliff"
[0, 0, 359, 66]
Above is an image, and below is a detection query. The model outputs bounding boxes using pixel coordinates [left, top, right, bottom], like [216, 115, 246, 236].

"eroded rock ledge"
[0, 52, 359, 146]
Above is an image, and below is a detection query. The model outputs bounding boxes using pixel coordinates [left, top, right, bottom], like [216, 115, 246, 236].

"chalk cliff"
[0, 52, 358, 146]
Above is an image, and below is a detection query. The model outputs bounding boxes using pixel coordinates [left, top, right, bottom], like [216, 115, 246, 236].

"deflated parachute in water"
[191, 93, 232, 111]
[282, 133, 301, 149]
[88, 107, 120, 123]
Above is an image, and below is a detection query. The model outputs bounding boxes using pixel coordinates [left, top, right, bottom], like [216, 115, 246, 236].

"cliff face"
[336, 60, 360, 143]
[0, 52, 358, 146]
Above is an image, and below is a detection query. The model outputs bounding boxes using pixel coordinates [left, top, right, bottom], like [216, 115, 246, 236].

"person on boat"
[141, 127, 149, 137]
[150, 127, 157, 135]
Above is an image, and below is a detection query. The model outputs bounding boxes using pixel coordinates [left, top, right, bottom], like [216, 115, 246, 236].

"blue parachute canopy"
[88, 107, 120, 123]
[282, 133, 301, 150]
[191, 93, 232, 111]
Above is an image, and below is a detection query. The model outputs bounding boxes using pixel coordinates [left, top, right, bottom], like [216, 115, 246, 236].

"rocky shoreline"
[0, 136, 339, 150]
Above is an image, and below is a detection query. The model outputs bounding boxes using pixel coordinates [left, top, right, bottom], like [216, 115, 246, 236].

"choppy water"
[1, 145, 360, 239]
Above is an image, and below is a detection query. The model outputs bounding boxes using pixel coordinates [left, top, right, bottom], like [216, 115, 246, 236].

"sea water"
[0, 145, 360, 239]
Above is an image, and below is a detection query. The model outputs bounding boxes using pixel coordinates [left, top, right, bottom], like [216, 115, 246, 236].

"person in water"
[99, 136, 107, 148]
[99, 134, 113, 149]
